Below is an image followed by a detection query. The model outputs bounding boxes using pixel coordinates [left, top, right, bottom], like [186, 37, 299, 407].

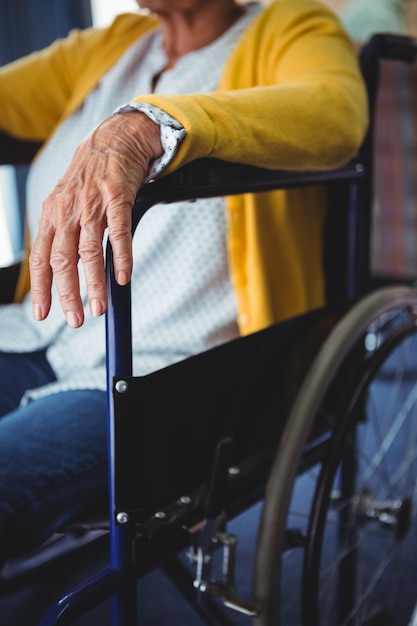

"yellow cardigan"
[0, 0, 368, 334]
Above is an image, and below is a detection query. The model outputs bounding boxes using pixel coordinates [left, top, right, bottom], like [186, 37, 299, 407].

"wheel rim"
[253, 287, 417, 626]
[303, 309, 417, 626]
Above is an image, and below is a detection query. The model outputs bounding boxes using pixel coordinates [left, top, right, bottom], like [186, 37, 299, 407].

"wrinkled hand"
[29, 112, 162, 328]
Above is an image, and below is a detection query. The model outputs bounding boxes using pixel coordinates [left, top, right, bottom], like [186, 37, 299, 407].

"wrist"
[114, 102, 186, 182]
[110, 109, 162, 161]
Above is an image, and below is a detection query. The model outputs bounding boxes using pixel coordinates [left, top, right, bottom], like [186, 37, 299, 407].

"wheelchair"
[0, 33, 416, 626]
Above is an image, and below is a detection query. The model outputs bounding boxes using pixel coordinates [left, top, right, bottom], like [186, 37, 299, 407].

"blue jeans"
[0, 351, 107, 563]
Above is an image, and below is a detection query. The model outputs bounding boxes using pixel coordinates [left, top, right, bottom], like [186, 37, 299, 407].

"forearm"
[135, 81, 367, 172]
[130, 0, 368, 172]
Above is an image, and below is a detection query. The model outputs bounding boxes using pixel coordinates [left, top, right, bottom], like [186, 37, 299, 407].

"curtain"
[0, 0, 92, 63]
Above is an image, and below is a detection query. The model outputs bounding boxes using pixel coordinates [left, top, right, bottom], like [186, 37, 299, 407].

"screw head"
[115, 380, 128, 394]
[153, 511, 166, 520]
[116, 512, 129, 524]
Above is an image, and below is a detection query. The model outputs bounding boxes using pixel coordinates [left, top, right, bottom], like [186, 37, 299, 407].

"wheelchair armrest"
[0, 131, 42, 166]
[0, 262, 22, 305]
[131, 157, 365, 231]
[363, 33, 417, 65]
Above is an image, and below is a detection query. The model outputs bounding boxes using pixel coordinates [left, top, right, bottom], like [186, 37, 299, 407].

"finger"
[78, 218, 107, 317]
[49, 223, 85, 328]
[106, 200, 133, 286]
[29, 230, 54, 321]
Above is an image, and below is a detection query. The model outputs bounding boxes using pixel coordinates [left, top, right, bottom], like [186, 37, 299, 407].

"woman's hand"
[29, 112, 162, 327]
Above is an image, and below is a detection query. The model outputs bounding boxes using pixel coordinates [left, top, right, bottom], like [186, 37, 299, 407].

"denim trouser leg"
[0, 349, 57, 416]
[0, 352, 108, 562]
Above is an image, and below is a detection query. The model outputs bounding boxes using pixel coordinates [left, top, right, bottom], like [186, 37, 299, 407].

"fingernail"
[117, 270, 129, 286]
[66, 311, 80, 328]
[90, 299, 104, 317]
[32, 304, 43, 321]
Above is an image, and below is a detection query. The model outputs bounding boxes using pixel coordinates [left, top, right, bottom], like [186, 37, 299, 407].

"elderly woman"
[0, 0, 367, 562]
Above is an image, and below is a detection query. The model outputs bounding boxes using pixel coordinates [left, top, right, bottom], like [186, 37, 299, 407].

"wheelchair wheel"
[253, 285, 417, 626]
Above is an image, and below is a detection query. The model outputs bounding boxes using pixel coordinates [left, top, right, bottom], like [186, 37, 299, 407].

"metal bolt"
[178, 496, 192, 506]
[228, 466, 240, 476]
[355, 162, 364, 173]
[115, 380, 128, 394]
[153, 511, 166, 520]
[116, 512, 129, 524]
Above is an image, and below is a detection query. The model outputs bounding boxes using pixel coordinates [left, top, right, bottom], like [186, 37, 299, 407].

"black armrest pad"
[0, 132, 42, 166]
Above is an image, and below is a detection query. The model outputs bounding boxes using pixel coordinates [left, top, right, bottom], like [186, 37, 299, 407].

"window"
[90, 0, 139, 27]
[0, 167, 21, 267]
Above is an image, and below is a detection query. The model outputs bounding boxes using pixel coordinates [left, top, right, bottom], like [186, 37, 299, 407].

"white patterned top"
[0, 3, 262, 403]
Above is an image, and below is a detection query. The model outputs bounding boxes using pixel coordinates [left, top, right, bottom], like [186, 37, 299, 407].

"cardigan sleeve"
[0, 29, 97, 141]
[0, 13, 156, 142]
[131, 0, 368, 172]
